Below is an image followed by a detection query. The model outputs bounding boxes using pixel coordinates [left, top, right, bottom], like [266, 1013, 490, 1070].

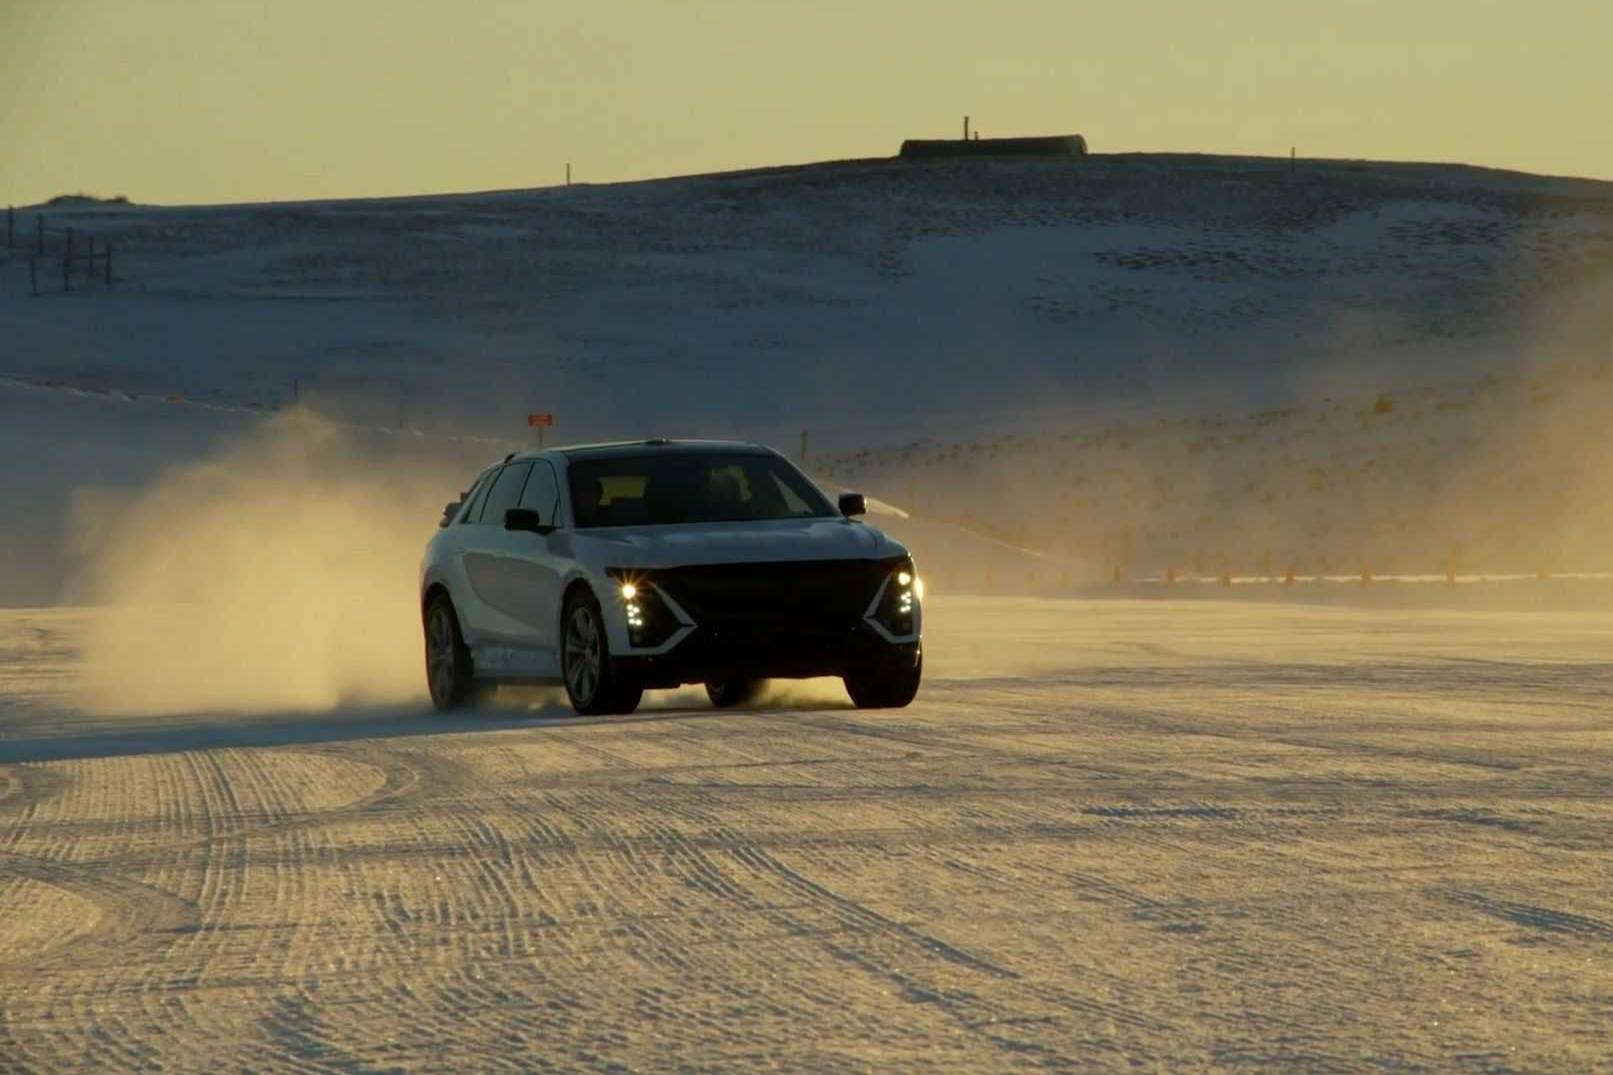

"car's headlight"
[873, 559, 920, 637]
[606, 569, 678, 648]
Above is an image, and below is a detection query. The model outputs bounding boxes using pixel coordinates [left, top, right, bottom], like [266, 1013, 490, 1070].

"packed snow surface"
[2, 597, 1611, 1070]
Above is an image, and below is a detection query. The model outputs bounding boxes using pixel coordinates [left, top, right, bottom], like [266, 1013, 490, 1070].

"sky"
[3, 0, 1611, 206]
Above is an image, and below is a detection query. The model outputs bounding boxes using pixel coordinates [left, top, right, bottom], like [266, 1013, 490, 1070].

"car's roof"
[506, 439, 775, 464]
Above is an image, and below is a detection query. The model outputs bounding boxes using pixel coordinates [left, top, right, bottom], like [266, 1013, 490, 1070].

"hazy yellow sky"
[3, 0, 1610, 206]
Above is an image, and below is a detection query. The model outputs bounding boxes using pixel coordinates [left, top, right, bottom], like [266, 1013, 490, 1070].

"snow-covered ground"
[4, 153, 1612, 602]
[3, 597, 1611, 1071]
[7, 155, 1612, 435]
[823, 355, 1613, 583]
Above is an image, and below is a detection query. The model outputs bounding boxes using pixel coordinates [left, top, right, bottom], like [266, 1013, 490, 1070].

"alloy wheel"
[564, 605, 602, 705]
[427, 604, 458, 706]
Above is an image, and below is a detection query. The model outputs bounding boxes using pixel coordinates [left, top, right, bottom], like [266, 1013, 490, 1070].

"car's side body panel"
[460, 528, 566, 680]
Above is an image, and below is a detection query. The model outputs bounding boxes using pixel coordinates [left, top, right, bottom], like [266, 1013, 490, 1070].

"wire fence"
[6, 206, 119, 295]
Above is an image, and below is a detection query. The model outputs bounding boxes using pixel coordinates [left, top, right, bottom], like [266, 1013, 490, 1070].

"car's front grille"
[654, 559, 894, 628]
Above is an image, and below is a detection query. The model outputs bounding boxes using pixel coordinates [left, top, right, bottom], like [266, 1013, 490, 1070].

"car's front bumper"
[616, 620, 919, 688]
[606, 557, 920, 686]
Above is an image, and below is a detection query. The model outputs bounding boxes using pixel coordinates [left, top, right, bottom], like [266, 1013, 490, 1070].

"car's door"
[501, 459, 566, 677]
[456, 459, 566, 679]
[456, 462, 535, 672]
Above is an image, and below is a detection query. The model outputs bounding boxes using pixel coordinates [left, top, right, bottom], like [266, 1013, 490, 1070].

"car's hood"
[573, 517, 906, 569]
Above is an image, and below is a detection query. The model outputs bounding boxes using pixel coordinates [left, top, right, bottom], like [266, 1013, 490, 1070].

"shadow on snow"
[0, 694, 851, 765]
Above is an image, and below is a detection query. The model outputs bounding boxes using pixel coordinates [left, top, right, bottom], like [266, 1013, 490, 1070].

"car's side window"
[518, 460, 561, 526]
[473, 463, 532, 526]
[456, 469, 495, 526]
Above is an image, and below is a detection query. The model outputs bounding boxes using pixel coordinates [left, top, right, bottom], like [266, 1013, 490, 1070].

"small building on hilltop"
[899, 134, 1088, 160]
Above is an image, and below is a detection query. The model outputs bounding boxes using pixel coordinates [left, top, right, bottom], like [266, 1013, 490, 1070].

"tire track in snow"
[3, 599, 1613, 1069]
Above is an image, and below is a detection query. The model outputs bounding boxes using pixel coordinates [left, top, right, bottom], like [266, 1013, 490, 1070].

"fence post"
[29, 256, 38, 296]
[105, 243, 112, 284]
[63, 228, 72, 292]
[36, 216, 44, 254]
[86, 237, 95, 283]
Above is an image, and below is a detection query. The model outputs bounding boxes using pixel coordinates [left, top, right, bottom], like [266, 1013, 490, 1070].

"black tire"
[562, 590, 643, 716]
[424, 592, 476, 710]
[706, 678, 766, 708]
[843, 650, 923, 709]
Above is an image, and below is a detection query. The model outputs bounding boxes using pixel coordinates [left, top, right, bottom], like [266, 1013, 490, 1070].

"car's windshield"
[567, 451, 835, 528]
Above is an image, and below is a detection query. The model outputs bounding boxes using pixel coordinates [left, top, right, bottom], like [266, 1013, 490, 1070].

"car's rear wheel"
[843, 650, 923, 709]
[562, 591, 643, 716]
[706, 678, 765, 708]
[425, 592, 475, 710]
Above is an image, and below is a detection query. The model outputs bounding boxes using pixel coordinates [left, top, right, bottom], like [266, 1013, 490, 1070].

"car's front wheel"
[562, 591, 643, 716]
[425, 592, 475, 710]
[843, 650, 923, 709]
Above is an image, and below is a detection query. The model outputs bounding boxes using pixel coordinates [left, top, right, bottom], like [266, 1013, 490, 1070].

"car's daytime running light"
[620, 582, 638, 600]
[871, 562, 920, 638]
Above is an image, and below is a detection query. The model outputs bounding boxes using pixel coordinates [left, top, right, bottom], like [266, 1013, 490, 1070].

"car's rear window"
[568, 452, 834, 528]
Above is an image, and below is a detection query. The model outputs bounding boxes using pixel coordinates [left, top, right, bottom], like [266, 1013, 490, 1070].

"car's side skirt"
[470, 641, 559, 681]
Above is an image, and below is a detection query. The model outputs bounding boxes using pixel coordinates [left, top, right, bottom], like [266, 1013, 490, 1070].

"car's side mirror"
[438, 501, 460, 528]
[838, 492, 867, 518]
[505, 507, 555, 535]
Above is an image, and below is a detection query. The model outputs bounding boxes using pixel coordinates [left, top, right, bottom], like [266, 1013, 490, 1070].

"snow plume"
[69, 410, 480, 714]
[821, 244, 1613, 589]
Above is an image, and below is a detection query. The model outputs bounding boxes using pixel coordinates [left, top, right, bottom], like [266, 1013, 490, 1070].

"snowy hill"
[3, 152, 1612, 602]
[9, 153, 1612, 433]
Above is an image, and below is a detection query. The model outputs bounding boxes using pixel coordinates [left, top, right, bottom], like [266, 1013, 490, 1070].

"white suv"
[420, 440, 923, 715]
